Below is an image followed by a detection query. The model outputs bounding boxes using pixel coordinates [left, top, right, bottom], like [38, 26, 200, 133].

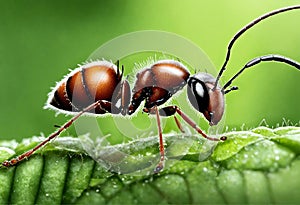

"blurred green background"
[0, 0, 299, 142]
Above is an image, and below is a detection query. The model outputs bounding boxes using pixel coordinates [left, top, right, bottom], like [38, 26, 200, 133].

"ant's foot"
[1, 158, 19, 168]
[154, 161, 165, 174]
[220, 136, 227, 141]
[1, 160, 11, 168]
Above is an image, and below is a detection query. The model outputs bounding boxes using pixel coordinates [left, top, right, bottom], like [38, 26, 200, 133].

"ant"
[1, 5, 300, 173]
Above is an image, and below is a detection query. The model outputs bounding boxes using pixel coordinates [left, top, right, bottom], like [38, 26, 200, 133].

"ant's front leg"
[146, 105, 226, 173]
[154, 106, 226, 141]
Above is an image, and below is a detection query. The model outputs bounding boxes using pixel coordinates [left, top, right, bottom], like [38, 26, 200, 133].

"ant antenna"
[222, 54, 300, 93]
[213, 5, 300, 90]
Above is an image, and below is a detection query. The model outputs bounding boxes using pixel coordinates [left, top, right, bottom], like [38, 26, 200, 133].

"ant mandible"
[2, 5, 300, 173]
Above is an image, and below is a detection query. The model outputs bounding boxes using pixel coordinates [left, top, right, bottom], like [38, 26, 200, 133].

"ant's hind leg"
[1, 100, 111, 168]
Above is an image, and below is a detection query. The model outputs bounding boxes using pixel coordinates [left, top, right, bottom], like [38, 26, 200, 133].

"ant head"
[187, 73, 224, 126]
[186, 6, 300, 127]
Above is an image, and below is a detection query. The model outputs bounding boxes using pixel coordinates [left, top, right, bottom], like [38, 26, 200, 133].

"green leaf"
[0, 126, 300, 204]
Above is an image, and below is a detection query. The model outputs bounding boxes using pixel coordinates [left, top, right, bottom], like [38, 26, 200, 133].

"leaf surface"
[1, 126, 300, 204]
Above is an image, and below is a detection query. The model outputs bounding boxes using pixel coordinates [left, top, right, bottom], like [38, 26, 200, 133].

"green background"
[0, 0, 299, 141]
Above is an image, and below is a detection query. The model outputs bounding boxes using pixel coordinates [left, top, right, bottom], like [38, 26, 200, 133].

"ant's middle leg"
[143, 106, 185, 133]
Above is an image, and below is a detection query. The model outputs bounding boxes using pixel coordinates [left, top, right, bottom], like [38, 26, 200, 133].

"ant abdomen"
[48, 61, 129, 115]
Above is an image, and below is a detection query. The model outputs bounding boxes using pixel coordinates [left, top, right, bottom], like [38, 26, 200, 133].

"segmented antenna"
[213, 5, 300, 90]
[222, 54, 300, 94]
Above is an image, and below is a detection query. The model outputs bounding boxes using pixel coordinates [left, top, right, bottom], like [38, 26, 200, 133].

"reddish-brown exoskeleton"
[127, 60, 227, 172]
[2, 5, 300, 173]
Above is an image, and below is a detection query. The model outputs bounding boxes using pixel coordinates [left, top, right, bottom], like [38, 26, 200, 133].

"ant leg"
[154, 106, 165, 173]
[173, 115, 185, 133]
[143, 107, 184, 133]
[159, 106, 226, 141]
[1, 100, 105, 168]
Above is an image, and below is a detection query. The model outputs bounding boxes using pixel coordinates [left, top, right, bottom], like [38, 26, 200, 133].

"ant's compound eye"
[208, 112, 215, 125]
[187, 77, 209, 113]
[209, 112, 214, 119]
[191, 81, 208, 102]
[195, 83, 205, 98]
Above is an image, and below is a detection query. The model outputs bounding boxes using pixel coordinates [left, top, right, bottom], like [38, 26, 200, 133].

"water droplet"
[45, 193, 49, 197]
[203, 167, 208, 172]
[95, 189, 100, 193]
[275, 156, 280, 161]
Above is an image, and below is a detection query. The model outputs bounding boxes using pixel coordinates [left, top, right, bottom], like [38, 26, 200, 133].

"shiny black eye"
[209, 111, 214, 119]
[187, 77, 209, 113]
